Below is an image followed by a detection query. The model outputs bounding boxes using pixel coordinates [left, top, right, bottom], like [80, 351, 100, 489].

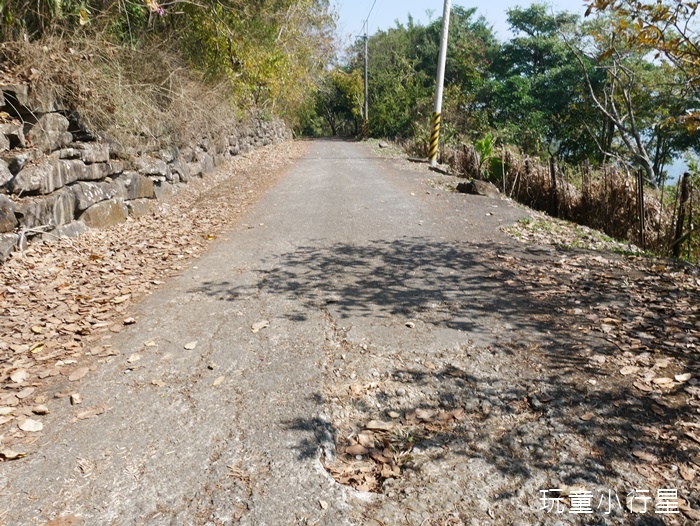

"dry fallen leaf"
[43, 514, 81, 526]
[19, 418, 44, 432]
[380, 464, 400, 478]
[620, 366, 639, 376]
[655, 358, 671, 368]
[38, 368, 57, 379]
[680, 504, 700, 521]
[675, 373, 692, 383]
[652, 377, 673, 386]
[452, 407, 466, 420]
[365, 420, 393, 431]
[123, 317, 136, 325]
[184, 341, 197, 350]
[685, 431, 700, 445]
[112, 294, 130, 304]
[126, 353, 141, 364]
[319, 500, 328, 510]
[580, 412, 595, 421]
[212, 376, 225, 387]
[415, 409, 436, 421]
[0, 448, 27, 461]
[16, 387, 35, 400]
[634, 381, 653, 392]
[680, 464, 696, 481]
[68, 367, 89, 382]
[346, 444, 368, 456]
[370, 450, 392, 464]
[10, 369, 29, 383]
[632, 448, 658, 463]
[651, 404, 665, 417]
[357, 432, 375, 448]
[251, 320, 269, 333]
[75, 406, 106, 420]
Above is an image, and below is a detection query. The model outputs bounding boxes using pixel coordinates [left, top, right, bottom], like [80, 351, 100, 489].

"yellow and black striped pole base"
[428, 112, 441, 165]
[362, 119, 369, 139]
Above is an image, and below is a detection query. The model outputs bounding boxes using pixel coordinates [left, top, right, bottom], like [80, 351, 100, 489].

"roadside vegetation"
[2, 0, 698, 262]
[0, 0, 336, 149]
[304, 1, 700, 263]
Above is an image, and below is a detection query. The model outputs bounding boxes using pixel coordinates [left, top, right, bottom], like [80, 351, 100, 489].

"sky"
[335, 0, 589, 44]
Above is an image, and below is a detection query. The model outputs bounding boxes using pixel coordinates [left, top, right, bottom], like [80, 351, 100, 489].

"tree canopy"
[308, 1, 698, 182]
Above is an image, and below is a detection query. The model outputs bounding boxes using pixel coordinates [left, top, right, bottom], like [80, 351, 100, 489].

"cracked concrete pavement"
[1, 138, 534, 525]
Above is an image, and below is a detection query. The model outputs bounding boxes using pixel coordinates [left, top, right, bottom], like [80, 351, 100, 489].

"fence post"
[549, 156, 558, 217]
[637, 168, 646, 250]
[502, 148, 506, 195]
[673, 172, 691, 258]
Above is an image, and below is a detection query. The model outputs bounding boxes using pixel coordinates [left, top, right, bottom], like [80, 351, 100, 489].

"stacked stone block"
[0, 82, 291, 261]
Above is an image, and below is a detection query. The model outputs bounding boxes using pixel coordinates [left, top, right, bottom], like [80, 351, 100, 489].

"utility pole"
[363, 33, 369, 138]
[360, 0, 376, 139]
[429, 0, 451, 167]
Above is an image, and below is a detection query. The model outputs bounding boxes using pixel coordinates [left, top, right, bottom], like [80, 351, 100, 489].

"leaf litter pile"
[0, 141, 307, 461]
[320, 209, 699, 524]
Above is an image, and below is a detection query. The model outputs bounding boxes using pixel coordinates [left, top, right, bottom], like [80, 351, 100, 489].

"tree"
[343, 7, 496, 140]
[1, 0, 337, 124]
[311, 69, 363, 136]
[564, 13, 697, 184]
[585, 0, 700, 131]
[487, 4, 597, 161]
[177, 0, 336, 121]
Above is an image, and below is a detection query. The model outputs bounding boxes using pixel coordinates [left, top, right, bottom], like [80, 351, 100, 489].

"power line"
[364, 0, 378, 34]
[361, 0, 378, 137]
[356, 0, 379, 38]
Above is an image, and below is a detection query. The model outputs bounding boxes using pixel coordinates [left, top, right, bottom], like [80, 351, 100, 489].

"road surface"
[2, 139, 682, 526]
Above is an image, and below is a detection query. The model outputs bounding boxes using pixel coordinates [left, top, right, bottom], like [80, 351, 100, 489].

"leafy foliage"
[301, 68, 363, 136]
[585, 0, 700, 129]
[0, 0, 336, 124]
[328, 2, 697, 181]
[474, 134, 494, 177]
[306, 7, 496, 140]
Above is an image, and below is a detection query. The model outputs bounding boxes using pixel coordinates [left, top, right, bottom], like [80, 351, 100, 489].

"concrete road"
[0, 139, 527, 525]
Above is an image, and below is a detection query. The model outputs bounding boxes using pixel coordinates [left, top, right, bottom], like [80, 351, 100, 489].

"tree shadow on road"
[192, 237, 700, 521]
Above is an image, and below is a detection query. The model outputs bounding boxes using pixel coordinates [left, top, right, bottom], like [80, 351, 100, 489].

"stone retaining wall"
[0, 82, 290, 261]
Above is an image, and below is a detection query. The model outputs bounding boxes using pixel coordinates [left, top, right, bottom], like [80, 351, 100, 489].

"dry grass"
[1, 36, 243, 152]
[402, 138, 693, 257]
